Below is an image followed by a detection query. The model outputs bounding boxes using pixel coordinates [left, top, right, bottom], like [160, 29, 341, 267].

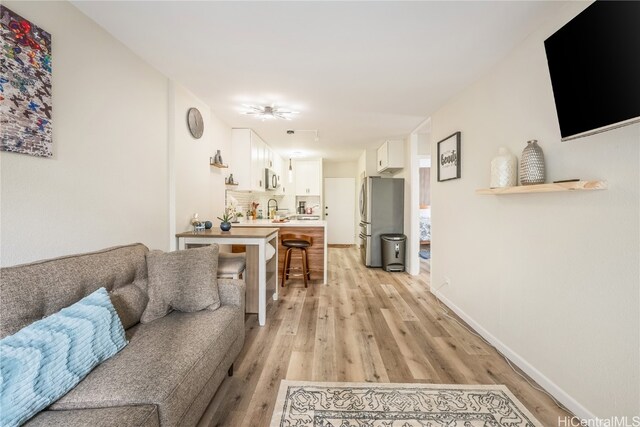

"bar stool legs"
[301, 248, 308, 288]
[281, 247, 310, 288]
[281, 248, 292, 287]
[281, 233, 313, 288]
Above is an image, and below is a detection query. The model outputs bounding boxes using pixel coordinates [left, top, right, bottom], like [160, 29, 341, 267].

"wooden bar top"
[176, 228, 278, 239]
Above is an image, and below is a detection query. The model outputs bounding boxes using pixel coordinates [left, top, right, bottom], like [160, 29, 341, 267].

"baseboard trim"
[431, 288, 596, 421]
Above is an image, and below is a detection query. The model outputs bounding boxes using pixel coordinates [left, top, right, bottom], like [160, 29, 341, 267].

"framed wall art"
[437, 131, 461, 182]
[0, 6, 53, 157]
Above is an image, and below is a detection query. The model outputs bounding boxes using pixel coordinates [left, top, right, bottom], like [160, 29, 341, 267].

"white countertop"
[234, 219, 327, 227]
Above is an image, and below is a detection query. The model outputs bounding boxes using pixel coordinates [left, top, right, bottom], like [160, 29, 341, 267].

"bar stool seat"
[217, 252, 246, 280]
[281, 234, 313, 288]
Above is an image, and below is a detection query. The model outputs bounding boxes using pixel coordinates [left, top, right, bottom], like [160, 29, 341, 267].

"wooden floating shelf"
[476, 180, 607, 195]
[225, 183, 239, 186]
[210, 163, 229, 168]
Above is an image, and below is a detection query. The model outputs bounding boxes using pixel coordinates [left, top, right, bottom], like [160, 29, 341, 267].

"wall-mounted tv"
[544, 0, 640, 141]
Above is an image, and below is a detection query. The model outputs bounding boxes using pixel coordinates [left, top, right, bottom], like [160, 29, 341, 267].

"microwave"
[265, 168, 280, 191]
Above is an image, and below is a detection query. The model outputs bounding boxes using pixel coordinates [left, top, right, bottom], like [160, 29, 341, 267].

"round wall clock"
[187, 107, 204, 139]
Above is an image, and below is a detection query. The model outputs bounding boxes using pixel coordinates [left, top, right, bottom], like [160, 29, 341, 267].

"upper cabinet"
[231, 129, 267, 192]
[231, 128, 285, 193]
[295, 160, 321, 196]
[377, 140, 404, 173]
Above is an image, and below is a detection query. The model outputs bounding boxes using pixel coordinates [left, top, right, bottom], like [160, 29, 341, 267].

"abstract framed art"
[0, 5, 53, 157]
[437, 131, 461, 182]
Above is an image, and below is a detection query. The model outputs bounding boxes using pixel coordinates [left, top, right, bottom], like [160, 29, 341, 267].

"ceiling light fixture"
[241, 104, 299, 121]
[288, 158, 293, 183]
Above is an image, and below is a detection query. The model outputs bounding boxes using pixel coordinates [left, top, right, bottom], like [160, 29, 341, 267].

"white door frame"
[406, 118, 431, 276]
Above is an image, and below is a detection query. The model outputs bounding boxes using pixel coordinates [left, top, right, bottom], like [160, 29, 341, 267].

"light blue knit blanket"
[0, 287, 127, 427]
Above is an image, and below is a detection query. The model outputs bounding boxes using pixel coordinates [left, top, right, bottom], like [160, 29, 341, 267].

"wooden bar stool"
[281, 233, 313, 288]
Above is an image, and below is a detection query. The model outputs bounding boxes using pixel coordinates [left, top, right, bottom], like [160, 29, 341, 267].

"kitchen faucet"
[267, 199, 278, 219]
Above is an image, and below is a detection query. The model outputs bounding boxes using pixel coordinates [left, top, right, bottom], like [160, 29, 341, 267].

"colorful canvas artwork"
[0, 6, 52, 157]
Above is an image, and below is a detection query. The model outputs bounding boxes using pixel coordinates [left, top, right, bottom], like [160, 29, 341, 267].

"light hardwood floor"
[202, 247, 571, 426]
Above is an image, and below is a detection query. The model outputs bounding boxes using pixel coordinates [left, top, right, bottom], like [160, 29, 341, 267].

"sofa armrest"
[218, 279, 245, 313]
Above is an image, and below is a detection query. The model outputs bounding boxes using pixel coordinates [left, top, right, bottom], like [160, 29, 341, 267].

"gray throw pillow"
[141, 245, 220, 323]
[110, 283, 148, 329]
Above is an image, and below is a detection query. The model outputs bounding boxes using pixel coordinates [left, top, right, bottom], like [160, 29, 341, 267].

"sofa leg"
[228, 364, 234, 377]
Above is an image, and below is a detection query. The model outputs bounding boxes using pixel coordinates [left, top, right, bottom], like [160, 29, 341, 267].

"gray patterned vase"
[519, 140, 545, 185]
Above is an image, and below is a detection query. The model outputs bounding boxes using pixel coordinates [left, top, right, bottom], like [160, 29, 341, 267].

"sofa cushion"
[25, 405, 159, 427]
[141, 246, 221, 323]
[217, 252, 246, 276]
[110, 284, 148, 330]
[52, 305, 244, 426]
[0, 243, 149, 338]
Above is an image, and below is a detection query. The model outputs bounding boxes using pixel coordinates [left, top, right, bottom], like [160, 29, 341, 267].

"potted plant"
[217, 211, 233, 232]
[235, 212, 244, 223]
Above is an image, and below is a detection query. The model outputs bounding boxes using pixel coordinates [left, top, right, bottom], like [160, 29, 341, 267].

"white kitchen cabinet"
[231, 129, 267, 192]
[264, 147, 274, 170]
[295, 160, 321, 196]
[376, 140, 404, 173]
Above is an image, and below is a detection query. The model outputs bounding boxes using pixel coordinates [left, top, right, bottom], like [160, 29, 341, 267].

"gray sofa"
[0, 243, 245, 427]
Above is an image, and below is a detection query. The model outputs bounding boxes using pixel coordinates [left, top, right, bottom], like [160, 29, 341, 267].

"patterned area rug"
[270, 381, 542, 426]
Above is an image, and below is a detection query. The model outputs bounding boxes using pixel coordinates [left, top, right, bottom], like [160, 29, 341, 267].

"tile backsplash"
[226, 191, 287, 218]
[225, 191, 321, 218]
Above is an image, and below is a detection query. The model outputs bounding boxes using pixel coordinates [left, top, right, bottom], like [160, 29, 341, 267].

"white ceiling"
[73, 1, 564, 160]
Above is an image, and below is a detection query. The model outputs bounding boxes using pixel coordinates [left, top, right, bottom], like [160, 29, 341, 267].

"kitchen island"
[234, 219, 328, 285]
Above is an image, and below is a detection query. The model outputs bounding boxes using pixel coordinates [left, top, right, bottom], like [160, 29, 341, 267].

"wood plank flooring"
[201, 247, 571, 426]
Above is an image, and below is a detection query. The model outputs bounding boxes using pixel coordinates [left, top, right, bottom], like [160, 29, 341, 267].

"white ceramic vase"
[490, 147, 517, 188]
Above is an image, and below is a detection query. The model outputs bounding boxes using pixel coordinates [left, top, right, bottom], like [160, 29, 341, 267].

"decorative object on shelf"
[436, 132, 461, 182]
[490, 147, 517, 188]
[213, 149, 223, 165]
[519, 140, 545, 185]
[225, 174, 237, 185]
[240, 104, 299, 121]
[217, 211, 232, 232]
[191, 213, 204, 232]
[187, 107, 204, 139]
[204, 221, 213, 230]
[234, 212, 244, 223]
[0, 5, 53, 158]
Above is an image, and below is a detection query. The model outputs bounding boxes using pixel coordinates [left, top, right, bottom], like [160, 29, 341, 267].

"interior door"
[325, 178, 356, 245]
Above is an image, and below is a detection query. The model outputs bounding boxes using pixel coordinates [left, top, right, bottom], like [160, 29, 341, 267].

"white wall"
[0, 1, 170, 266]
[169, 83, 230, 249]
[430, 1, 639, 419]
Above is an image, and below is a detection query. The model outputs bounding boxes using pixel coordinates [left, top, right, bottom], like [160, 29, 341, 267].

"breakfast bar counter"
[234, 219, 328, 285]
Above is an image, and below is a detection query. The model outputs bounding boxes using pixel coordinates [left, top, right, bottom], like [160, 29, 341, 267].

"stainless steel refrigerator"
[359, 177, 404, 267]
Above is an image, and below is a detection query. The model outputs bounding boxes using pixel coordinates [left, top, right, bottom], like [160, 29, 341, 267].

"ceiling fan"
[241, 104, 299, 121]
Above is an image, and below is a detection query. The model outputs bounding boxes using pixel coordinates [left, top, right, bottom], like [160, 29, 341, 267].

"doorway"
[324, 177, 356, 245]
[418, 157, 431, 271]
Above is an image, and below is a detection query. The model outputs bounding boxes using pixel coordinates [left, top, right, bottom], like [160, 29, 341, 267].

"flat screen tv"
[544, 0, 640, 141]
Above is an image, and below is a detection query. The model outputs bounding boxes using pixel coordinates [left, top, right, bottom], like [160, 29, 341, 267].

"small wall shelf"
[210, 162, 228, 168]
[225, 183, 239, 186]
[476, 180, 607, 195]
